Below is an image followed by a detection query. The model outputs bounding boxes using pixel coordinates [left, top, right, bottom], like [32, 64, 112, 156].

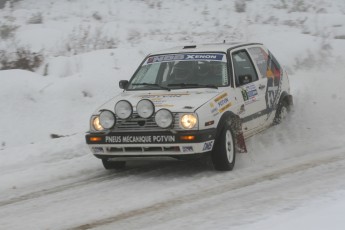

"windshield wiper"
[132, 83, 171, 91]
[168, 83, 218, 89]
[198, 84, 218, 89]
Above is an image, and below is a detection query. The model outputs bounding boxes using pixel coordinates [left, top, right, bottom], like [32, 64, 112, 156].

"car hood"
[96, 89, 223, 113]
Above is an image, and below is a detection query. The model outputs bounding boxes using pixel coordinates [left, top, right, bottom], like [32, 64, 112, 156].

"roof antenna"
[223, 40, 226, 43]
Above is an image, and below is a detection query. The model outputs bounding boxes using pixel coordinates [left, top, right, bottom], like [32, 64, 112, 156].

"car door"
[231, 49, 267, 135]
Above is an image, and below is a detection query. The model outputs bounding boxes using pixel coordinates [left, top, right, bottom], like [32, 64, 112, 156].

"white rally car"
[85, 42, 293, 171]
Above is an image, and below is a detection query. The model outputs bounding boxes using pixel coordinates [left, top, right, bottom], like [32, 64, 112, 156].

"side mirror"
[238, 74, 252, 85]
[119, 80, 129, 89]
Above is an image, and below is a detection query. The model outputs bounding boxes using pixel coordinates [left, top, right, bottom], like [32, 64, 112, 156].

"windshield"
[127, 53, 229, 90]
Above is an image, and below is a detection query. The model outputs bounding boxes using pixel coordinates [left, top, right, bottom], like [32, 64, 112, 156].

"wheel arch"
[215, 111, 247, 153]
[273, 91, 293, 125]
[278, 91, 293, 108]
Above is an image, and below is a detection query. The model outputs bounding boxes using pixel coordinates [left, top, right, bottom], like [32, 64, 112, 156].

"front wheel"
[102, 159, 126, 170]
[211, 123, 236, 171]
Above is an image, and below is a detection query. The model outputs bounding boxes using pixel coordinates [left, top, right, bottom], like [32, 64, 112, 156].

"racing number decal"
[265, 52, 282, 111]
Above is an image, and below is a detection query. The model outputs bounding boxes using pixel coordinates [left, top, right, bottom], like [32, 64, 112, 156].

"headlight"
[115, 100, 132, 119]
[137, 99, 155, 118]
[99, 110, 116, 129]
[92, 116, 104, 131]
[155, 109, 173, 128]
[180, 114, 197, 129]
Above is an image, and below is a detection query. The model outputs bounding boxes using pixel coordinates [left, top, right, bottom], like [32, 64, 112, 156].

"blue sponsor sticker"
[182, 146, 194, 153]
[245, 84, 258, 96]
[202, 140, 214, 151]
[146, 53, 225, 64]
[242, 83, 258, 102]
[92, 147, 104, 153]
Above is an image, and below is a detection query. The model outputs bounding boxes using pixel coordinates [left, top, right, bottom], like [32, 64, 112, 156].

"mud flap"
[236, 132, 247, 153]
[229, 117, 247, 153]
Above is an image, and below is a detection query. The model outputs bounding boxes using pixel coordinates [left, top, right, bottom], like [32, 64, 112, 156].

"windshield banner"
[145, 53, 226, 65]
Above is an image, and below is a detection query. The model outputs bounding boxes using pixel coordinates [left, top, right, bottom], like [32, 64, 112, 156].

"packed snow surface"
[1, 0, 345, 229]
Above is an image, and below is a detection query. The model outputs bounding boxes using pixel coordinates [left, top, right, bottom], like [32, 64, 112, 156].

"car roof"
[149, 42, 263, 55]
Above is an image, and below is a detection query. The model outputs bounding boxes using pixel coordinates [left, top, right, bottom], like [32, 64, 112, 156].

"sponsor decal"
[105, 135, 176, 144]
[139, 93, 189, 99]
[218, 102, 232, 113]
[92, 147, 104, 153]
[241, 89, 249, 101]
[155, 104, 174, 108]
[245, 84, 258, 98]
[137, 93, 189, 108]
[202, 140, 214, 151]
[264, 51, 283, 120]
[185, 54, 223, 60]
[145, 53, 225, 65]
[241, 83, 258, 104]
[211, 93, 231, 115]
[182, 146, 194, 153]
[214, 93, 228, 103]
[217, 97, 229, 107]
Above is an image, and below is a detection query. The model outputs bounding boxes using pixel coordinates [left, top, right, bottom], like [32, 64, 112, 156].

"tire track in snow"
[0, 173, 114, 207]
[0, 161, 182, 208]
[70, 148, 345, 230]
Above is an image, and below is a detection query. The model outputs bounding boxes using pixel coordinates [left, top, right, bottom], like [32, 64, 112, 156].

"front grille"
[112, 113, 180, 132]
[106, 146, 180, 153]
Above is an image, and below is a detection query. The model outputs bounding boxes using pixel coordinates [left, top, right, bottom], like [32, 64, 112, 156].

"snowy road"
[1, 70, 345, 229]
[74, 146, 345, 230]
[1, 139, 345, 230]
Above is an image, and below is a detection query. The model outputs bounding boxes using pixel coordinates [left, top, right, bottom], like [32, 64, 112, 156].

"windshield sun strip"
[126, 51, 230, 91]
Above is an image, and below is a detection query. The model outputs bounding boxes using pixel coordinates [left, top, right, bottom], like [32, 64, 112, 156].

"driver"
[169, 61, 195, 84]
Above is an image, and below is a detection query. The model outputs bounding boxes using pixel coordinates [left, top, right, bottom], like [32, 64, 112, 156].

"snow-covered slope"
[1, 0, 345, 229]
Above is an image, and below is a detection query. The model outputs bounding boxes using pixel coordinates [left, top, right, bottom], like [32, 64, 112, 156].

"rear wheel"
[102, 159, 126, 170]
[211, 122, 236, 171]
[274, 100, 290, 125]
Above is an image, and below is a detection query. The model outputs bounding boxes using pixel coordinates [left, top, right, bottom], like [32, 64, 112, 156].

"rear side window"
[232, 50, 258, 86]
[248, 47, 281, 79]
[268, 53, 281, 79]
[248, 47, 268, 78]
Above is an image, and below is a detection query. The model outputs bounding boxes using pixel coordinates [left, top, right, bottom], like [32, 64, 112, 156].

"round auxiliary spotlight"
[115, 100, 133, 119]
[99, 110, 116, 129]
[155, 109, 173, 128]
[137, 99, 155, 118]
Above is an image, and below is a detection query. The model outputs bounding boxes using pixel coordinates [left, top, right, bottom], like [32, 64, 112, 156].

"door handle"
[259, 84, 266, 90]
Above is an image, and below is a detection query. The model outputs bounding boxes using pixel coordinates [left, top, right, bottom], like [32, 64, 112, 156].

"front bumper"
[85, 129, 216, 157]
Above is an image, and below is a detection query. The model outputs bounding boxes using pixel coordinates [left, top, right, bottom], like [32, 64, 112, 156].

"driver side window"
[232, 50, 258, 87]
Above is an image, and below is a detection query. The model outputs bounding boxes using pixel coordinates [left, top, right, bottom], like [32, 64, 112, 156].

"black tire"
[211, 122, 236, 171]
[102, 159, 126, 170]
[274, 100, 290, 125]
